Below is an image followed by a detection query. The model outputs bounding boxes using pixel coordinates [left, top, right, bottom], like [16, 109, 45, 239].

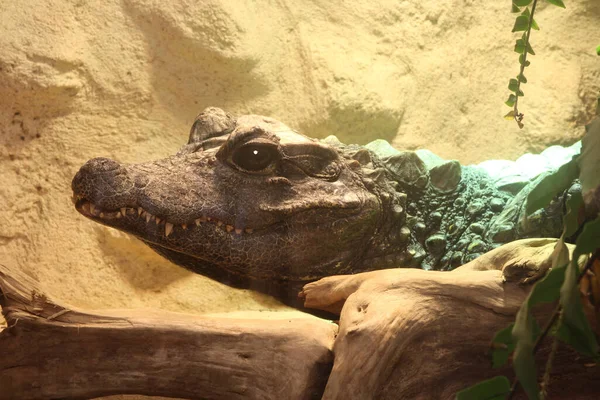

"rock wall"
[0, 0, 598, 327]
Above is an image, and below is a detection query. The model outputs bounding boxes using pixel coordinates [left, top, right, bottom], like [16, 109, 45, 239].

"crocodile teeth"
[78, 203, 254, 236]
[165, 222, 173, 237]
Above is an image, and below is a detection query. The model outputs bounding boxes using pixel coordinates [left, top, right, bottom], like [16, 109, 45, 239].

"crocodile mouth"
[73, 195, 255, 237]
[73, 188, 363, 239]
[73, 193, 367, 281]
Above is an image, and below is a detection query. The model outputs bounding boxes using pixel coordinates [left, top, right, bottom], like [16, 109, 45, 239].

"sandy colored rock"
[0, 3, 599, 398]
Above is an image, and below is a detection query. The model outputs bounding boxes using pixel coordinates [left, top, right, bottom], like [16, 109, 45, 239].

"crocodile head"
[72, 108, 387, 305]
[72, 107, 571, 307]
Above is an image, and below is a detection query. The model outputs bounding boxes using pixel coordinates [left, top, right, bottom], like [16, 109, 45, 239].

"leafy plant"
[458, 1, 600, 399]
[458, 121, 600, 400]
[503, 0, 566, 129]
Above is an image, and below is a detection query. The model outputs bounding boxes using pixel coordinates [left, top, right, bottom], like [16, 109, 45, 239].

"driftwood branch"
[301, 239, 600, 399]
[1, 239, 598, 399]
[0, 264, 336, 400]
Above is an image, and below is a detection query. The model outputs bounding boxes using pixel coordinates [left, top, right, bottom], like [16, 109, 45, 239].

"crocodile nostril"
[72, 158, 123, 190]
[71, 157, 129, 204]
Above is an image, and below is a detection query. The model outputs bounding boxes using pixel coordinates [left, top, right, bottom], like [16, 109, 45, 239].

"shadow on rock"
[122, 0, 270, 124]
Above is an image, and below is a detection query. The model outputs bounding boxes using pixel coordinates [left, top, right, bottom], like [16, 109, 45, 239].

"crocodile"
[71, 107, 576, 308]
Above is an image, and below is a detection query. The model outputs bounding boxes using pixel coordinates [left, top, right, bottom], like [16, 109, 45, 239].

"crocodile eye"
[231, 143, 279, 172]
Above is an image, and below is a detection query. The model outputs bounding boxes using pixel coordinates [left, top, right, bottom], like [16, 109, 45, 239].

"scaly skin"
[72, 107, 566, 308]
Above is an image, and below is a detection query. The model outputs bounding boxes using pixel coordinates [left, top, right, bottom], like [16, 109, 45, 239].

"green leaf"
[514, 0, 533, 6]
[596, 45, 600, 56]
[512, 15, 530, 32]
[512, 4, 521, 13]
[557, 218, 600, 358]
[491, 324, 515, 368]
[546, 0, 566, 8]
[525, 158, 579, 215]
[520, 8, 540, 30]
[518, 73, 527, 83]
[512, 307, 540, 400]
[555, 322, 598, 358]
[505, 94, 517, 107]
[508, 79, 524, 96]
[527, 42, 535, 55]
[529, 260, 567, 304]
[514, 39, 526, 54]
[456, 376, 511, 400]
[574, 216, 600, 255]
[519, 54, 531, 67]
[563, 191, 583, 238]
[577, 119, 600, 194]
[504, 110, 516, 120]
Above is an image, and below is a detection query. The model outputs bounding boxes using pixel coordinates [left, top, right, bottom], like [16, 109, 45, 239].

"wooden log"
[301, 239, 600, 400]
[0, 264, 336, 400]
[2, 239, 597, 399]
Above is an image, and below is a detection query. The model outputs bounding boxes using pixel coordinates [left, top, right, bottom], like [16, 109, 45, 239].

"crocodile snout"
[72, 157, 135, 210]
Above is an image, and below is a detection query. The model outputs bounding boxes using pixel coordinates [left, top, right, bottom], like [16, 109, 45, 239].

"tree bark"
[0, 264, 336, 400]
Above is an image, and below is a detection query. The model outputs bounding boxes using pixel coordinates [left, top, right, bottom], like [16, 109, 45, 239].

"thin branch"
[513, 0, 539, 128]
[507, 302, 561, 399]
[541, 326, 561, 399]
